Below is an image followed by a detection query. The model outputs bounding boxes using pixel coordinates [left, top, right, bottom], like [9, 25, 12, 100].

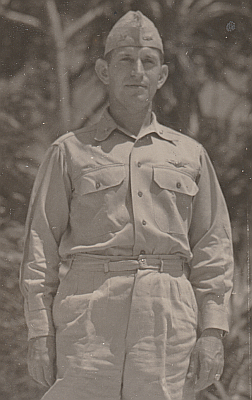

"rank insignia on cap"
[104, 11, 164, 56]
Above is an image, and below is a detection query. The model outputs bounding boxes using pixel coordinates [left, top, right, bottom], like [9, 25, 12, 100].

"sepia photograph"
[0, 1, 251, 399]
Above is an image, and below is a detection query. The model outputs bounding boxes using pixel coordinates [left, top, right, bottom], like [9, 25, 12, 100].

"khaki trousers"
[42, 255, 198, 400]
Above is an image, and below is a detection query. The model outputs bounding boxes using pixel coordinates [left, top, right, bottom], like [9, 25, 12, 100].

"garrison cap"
[104, 11, 164, 56]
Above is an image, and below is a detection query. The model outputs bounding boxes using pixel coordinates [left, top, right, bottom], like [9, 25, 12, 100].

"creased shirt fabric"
[20, 109, 233, 340]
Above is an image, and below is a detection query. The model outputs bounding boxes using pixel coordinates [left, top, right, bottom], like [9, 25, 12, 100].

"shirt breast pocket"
[152, 167, 199, 234]
[72, 164, 128, 240]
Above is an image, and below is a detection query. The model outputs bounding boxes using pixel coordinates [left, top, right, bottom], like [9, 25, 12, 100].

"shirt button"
[140, 250, 146, 255]
[96, 182, 101, 189]
[142, 220, 146, 225]
[138, 191, 143, 197]
[176, 182, 181, 189]
[137, 162, 141, 167]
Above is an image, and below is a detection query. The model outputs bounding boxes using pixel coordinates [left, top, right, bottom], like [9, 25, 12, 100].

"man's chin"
[124, 95, 150, 108]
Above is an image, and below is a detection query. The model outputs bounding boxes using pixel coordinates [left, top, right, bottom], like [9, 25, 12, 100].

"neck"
[109, 102, 153, 135]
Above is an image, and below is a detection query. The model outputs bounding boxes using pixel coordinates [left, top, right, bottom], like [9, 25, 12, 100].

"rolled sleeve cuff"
[24, 303, 55, 340]
[199, 301, 230, 333]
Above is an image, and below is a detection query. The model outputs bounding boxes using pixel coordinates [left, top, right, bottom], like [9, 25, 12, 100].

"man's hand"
[187, 329, 224, 392]
[28, 336, 56, 387]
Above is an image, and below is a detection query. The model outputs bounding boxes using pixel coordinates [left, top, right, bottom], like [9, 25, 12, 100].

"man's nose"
[131, 59, 144, 76]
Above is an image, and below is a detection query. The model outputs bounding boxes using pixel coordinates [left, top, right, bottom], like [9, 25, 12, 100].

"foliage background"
[0, 0, 251, 399]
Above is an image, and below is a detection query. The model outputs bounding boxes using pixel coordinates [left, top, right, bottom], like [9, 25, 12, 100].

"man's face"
[104, 47, 167, 112]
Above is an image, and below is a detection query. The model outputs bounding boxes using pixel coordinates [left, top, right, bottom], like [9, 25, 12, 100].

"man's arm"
[187, 147, 234, 390]
[20, 144, 71, 385]
[189, 147, 234, 333]
[28, 336, 56, 387]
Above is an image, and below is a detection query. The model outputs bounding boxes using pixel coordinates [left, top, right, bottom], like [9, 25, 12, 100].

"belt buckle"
[138, 258, 148, 269]
[138, 258, 164, 272]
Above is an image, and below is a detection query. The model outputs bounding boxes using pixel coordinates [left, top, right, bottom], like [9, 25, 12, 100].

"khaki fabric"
[104, 11, 164, 55]
[41, 256, 197, 400]
[20, 110, 233, 341]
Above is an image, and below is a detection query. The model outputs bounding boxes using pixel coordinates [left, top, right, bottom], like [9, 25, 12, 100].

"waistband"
[63, 254, 188, 277]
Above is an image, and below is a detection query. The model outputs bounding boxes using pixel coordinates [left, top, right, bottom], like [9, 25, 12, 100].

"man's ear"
[95, 58, 110, 85]
[157, 64, 168, 89]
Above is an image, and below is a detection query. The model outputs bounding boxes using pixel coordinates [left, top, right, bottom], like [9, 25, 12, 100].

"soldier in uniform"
[20, 11, 233, 400]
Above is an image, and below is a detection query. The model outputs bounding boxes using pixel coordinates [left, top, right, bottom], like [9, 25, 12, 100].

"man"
[20, 11, 233, 400]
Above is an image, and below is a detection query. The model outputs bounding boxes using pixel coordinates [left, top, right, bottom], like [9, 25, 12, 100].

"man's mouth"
[126, 84, 147, 88]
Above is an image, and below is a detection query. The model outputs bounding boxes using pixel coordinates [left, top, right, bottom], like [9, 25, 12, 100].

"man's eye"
[121, 57, 133, 62]
[143, 59, 155, 65]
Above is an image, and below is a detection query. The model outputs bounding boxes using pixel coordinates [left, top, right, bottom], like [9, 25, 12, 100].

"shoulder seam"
[162, 126, 203, 147]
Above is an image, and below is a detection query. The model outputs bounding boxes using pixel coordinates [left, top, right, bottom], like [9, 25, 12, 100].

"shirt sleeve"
[188, 147, 234, 333]
[19, 143, 71, 340]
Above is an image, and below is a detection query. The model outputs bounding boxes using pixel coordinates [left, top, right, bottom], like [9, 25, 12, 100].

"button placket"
[130, 146, 149, 255]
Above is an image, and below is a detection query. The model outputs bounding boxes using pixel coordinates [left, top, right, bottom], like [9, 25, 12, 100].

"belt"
[63, 254, 188, 277]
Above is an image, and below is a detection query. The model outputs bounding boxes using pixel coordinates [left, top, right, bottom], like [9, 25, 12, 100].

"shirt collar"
[94, 108, 178, 145]
[94, 109, 118, 141]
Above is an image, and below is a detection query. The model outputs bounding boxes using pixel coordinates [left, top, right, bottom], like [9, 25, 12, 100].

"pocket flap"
[153, 167, 199, 196]
[76, 164, 126, 195]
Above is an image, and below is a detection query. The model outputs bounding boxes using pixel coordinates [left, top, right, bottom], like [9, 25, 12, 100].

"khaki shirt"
[20, 109, 233, 339]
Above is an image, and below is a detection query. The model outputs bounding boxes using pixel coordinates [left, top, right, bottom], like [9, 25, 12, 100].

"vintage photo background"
[0, 0, 251, 399]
